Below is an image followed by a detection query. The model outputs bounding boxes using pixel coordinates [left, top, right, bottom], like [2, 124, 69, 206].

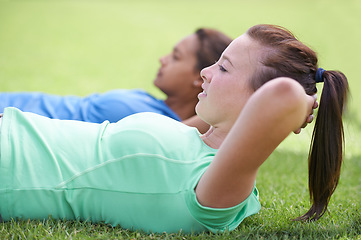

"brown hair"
[246, 24, 349, 221]
[194, 28, 232, 71]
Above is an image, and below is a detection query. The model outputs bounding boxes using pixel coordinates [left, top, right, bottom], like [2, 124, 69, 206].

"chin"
[195, 103, 202, 116]
[153, 78, 161, 88]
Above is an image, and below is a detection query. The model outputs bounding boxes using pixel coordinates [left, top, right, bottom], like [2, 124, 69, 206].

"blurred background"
[0, 0, 360, 154]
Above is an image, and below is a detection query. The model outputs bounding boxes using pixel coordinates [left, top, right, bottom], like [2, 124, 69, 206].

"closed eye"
[172, 53, 180, 60]
[218, 64, 227, 72]
[173, 47, 181, 60]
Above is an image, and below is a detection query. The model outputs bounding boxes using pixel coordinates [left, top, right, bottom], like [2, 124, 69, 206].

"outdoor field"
[0, 0, 360, 239]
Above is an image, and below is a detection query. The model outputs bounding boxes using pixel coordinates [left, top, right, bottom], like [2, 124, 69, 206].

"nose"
[159, 54, 169, 66]
[200, 66, 212, 83]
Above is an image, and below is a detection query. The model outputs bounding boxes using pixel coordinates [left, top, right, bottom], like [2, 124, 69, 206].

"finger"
[301, 114, 314, 129]
[307, 95, 315, 110]
[313, 101, 319, 109]
[311, 94, 318, 109]
[293, 128, 301, 134]
[306, 114, 314, 124]
[295, 94, 317, 135]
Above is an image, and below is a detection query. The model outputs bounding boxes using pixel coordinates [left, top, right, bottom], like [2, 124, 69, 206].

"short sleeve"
[185, 186, 261, 233]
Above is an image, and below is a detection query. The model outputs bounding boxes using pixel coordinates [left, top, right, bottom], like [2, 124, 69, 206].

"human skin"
[194, 33, 316, 208]
[154, 34, 203, 122]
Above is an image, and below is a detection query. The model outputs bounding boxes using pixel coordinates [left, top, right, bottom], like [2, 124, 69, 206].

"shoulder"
[117, 112, 192, 136]
[99, 89, 152, 99]
[106, 113, 213, 158]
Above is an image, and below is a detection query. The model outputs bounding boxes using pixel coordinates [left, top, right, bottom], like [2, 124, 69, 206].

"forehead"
[223, 34, 262, 66]
[174, 34, 199, 55]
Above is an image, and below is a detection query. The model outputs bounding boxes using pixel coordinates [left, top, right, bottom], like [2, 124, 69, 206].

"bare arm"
[195, 78, 315, 208]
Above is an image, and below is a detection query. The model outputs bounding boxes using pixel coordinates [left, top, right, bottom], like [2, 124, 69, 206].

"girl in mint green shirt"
[0, 108, 260, 233]
[0, 24, 348, 233]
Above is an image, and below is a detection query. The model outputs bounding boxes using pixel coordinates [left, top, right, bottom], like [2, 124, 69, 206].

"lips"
[198, 84, 207, 98]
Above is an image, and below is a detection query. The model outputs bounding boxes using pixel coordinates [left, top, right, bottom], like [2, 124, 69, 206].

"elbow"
[258, 77, 310, 123]
[269, 77, 305, 99]
[265, 77, 307, 106]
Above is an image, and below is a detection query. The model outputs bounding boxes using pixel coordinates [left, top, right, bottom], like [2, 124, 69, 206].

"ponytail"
[297, 70, 349, 221]
[245, 24, 349, 221]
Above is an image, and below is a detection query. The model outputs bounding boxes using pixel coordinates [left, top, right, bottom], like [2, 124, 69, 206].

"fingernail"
[314, 101, 319, 108]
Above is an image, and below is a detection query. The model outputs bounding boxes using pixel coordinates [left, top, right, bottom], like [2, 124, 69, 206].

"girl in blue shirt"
[0, 28, 232, 133]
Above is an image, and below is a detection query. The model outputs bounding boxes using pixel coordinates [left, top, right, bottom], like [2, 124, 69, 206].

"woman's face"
[196, 34, 262, 128]
[153, 34, 202, 97]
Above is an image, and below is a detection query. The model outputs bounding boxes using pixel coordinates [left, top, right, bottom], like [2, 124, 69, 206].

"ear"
[193, 78, 203, 88]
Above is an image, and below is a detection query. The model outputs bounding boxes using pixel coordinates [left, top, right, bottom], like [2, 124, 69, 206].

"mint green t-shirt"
[0, 107, 261, 233]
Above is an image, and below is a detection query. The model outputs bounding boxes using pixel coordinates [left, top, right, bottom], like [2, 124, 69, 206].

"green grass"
[0, 0, 360, 239]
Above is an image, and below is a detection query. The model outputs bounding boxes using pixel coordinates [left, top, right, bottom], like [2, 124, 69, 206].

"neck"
[165, 96, 199, 121]
[201, 126, 229, 149]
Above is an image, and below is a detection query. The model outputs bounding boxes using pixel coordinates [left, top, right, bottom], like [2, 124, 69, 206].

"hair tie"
[315, 68, 325, 83]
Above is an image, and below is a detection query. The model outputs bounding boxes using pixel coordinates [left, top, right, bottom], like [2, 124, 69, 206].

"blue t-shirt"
[0, 89, 181, 123]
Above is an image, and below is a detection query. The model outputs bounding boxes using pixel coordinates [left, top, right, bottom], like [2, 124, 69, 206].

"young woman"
[0, 28, 232, 133]
[0, 24, 348, 233]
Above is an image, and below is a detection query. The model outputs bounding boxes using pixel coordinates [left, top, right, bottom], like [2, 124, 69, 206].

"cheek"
[210, 80, 233, 97]
[178, 64, 197, 77]
[174, 67, 199, 84]
[215, 81, 252, 108]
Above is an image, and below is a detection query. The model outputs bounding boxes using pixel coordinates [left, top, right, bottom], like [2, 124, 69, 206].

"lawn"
[0, 0, 360, 239]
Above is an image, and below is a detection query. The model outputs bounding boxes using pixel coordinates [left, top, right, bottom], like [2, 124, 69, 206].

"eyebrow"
[222, 55, 234, 67]
[173, 47, 181, 55]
